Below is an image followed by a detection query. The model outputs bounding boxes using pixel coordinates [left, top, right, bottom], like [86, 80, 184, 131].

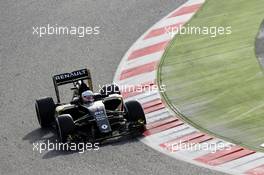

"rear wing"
[52, 68, 93, 103]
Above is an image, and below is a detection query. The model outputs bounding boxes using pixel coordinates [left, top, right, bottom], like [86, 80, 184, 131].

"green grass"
[159, 0, 264, 151]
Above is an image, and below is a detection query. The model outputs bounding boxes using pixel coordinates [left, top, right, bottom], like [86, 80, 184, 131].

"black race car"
[35, 68, 146, 143]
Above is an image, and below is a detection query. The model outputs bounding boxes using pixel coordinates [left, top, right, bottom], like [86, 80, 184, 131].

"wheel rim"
[138, 118, 145, 125]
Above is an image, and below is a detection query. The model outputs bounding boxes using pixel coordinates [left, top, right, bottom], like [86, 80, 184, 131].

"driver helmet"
[81, 90, 94, 103]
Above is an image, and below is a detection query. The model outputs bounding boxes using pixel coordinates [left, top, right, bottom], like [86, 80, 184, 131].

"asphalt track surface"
[0, 1, 225, 175]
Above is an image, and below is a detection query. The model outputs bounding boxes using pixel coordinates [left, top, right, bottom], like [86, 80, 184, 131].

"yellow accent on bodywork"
[56, 104, 75, 113]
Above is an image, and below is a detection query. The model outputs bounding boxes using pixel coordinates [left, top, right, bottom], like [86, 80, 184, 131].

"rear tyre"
[100, 84, 120, 97]
[55, 114, 75, 143]
[124, 100, 146, 134]
[35, 97, 55, 128]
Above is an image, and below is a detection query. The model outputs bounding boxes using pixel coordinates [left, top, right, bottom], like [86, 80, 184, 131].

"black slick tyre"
[125, 100, 146, 134]
[55, 114, 75, 143]
[35, 97, 55, 128]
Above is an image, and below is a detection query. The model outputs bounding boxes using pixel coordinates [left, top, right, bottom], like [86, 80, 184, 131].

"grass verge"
[158, 0, 264, 151]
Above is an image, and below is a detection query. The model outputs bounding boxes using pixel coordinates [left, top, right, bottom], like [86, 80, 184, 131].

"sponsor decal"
[101, 124, 108, 129]
[54, 69, 88, 82]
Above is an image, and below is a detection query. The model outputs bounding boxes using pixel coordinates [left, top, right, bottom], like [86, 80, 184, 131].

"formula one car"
[35, 68, 146, 143]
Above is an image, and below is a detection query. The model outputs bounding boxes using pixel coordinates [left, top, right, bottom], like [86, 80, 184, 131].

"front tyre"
[35, 97, 55, 128]
[125, 100, 146, 134]
[55, 114, 75, 143]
